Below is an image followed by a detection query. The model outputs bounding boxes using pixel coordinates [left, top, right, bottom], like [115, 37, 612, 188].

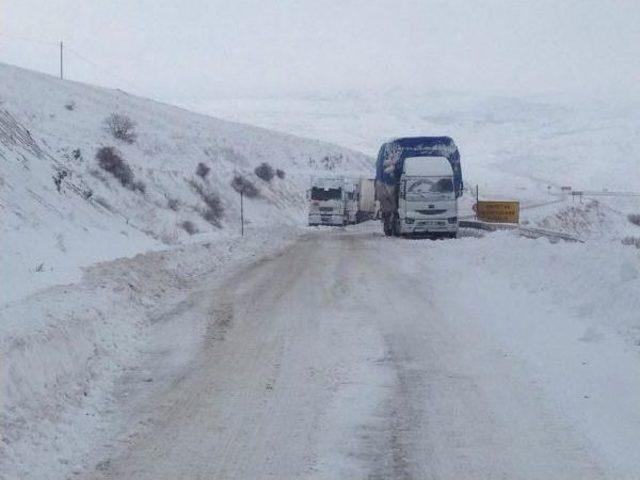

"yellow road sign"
[475, 201, 520, 223]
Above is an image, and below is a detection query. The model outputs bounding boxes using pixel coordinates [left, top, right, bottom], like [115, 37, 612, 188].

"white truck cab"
[396, 156, 458, 237]
[308, 177, 347, 226]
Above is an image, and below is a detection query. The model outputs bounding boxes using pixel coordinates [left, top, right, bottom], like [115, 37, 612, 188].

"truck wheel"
[383, 217, 392, 236]
[392, 215, 401, 237]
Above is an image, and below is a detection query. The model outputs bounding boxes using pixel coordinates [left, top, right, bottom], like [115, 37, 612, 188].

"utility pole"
[59, 41, 64, 79]
[240, 188, 244, 236]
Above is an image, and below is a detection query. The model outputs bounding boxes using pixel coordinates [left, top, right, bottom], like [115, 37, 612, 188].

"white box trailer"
[356, 178, 377, 222]
[344, 179, 358, 224]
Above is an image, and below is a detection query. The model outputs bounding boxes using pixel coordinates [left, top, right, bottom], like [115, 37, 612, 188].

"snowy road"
[81, 225, 632, 479]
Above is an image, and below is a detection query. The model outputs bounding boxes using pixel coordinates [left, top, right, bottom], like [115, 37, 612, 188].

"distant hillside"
[188, 91, 640, 197]
[184, 91, 640, 242]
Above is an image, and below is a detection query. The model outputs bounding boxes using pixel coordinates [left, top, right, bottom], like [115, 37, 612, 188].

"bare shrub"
[35, 262, 45, 272]
[61, 147, 83, 165]
[254, 162, 274, 182]
[201, 208, 223, 226]
[276, 168, 285, 179]
[104, 113, 137, 144]
[64, 101, 75, 111]
[167, 198, 180, 211]
[180, 220, 198, 235]
[196, 162, 211, 178]
[622, 236, 640, 249]
[52, 169, 68, 193]
[628, 214, 640, 227]
[132, 180, 146, 194]
[231, 175, 259, 198]
[189, 181, 222, 211]
[308, 154, 344, 171]
[159, 230, 180, 245]
[188, 179, 224, 227]
[96, 146, 134, 187]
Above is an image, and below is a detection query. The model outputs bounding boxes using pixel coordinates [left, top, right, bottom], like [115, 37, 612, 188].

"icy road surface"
[82, 225, 639, 480]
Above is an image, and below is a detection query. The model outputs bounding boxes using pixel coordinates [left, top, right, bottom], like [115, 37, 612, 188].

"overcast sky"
[1, 0, 639, 102]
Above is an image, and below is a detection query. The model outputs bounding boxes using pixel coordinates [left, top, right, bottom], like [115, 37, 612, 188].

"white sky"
[1, 0, 639, 102]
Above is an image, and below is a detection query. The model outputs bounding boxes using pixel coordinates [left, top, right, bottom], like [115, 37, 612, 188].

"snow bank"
[0, 225, 298, 479]
[392, 231, 640, 475]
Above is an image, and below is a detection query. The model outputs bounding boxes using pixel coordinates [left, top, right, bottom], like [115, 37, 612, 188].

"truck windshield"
[311, 187, 342, 201]
[406, 177, 454, 201]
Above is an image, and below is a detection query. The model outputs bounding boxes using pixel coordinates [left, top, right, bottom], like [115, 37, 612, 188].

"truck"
[375, 137, 463, 238]
[308, 177, 348, 226]
[343, 179, 358, 224]
[355, 178, 377, 223]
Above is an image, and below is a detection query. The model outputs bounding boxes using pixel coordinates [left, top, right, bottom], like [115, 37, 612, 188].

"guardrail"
[572, 190, 640, 198]
[459, 220, 584, 243]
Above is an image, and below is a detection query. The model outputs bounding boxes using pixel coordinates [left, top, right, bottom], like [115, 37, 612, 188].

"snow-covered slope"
[0, 63, 372, 304]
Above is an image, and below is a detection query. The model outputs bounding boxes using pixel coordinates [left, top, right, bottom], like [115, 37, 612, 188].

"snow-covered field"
[2, 64, 640, 479]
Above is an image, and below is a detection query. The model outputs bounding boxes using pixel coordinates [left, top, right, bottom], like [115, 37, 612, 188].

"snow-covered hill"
[0, 63, 372, 304]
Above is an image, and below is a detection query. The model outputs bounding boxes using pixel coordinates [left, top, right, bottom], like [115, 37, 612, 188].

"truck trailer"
[343, 179, 358, 224]
[375, 137, 463, 237]
[356, 178, 377, 222]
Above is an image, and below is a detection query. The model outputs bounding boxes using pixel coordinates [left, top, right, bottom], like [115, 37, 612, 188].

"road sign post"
[240, 188, 244, 236]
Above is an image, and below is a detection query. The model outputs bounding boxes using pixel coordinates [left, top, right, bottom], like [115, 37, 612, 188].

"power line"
[64, 46, 147, 95]
[0, 33, 148, 96]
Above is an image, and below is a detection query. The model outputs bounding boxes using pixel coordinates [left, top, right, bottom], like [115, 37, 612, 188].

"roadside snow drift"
[0, 226, 298, 479]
